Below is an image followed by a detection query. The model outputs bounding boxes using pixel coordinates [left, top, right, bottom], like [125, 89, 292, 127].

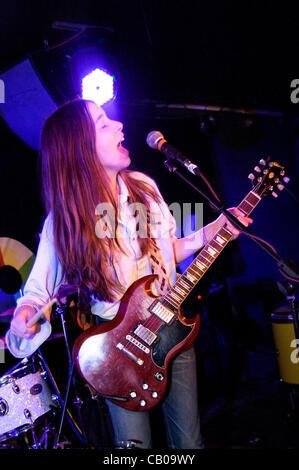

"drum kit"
[0, 329, 69, 449]
[0, 238, 90, 449]
[0, 309, 79, 449]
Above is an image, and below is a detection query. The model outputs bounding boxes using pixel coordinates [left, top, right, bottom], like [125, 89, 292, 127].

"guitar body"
[72, 275, 200, 411]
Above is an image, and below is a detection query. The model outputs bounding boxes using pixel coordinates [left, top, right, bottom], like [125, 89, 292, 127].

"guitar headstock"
[248, 158, 289, 198]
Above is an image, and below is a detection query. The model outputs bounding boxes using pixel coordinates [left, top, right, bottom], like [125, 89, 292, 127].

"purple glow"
[81, 68, 115, 106]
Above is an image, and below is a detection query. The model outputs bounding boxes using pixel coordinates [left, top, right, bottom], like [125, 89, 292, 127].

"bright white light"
[82, 68, 115, 106]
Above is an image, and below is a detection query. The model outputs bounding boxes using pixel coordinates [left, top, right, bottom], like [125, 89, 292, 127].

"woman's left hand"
[217, 207, 253, 239]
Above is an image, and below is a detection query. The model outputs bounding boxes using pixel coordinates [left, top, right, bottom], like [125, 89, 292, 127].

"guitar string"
[122, 229, 231, 356]
[139, 192, 258, 345]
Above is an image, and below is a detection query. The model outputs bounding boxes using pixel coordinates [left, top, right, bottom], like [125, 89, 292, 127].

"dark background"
[0, 0, 298, 265]
[0, 0, 299, 449]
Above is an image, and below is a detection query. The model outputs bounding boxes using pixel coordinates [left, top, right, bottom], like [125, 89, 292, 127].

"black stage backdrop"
[0, 0, 299, 450]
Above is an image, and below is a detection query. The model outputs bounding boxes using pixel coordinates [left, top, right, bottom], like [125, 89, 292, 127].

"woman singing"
[7, 99, 252, 448]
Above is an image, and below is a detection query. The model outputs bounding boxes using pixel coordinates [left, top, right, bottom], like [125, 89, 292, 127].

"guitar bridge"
[126, 334, 150, 354]
[116, 343, 144, 366]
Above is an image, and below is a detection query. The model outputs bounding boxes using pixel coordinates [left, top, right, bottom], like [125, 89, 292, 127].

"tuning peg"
[269, 162, 274, 167]
[248, 173, 255, 180]
[272, 192, 278, 198]
[263, 169, 269, 174]
[277, 184, 284, 191]
[254, 166, 261, 173]
[283, 176, 290, 183]
[259, 159, 266, 166]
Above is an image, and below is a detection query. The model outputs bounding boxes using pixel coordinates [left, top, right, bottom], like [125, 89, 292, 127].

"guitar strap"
[148, 243, 170, 296]
[133, 203, 171, 296]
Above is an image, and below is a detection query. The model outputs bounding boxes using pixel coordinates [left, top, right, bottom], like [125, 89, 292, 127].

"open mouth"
[117, 136, 125, 148]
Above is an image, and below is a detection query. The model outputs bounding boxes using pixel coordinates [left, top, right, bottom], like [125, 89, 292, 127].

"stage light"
[0, 25, 117, 149]
[69, 44, 118, 107]
[81, 68, 115, 106]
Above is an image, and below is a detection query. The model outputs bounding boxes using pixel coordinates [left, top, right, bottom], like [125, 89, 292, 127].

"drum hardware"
[52, 360, 75, 449]
[37, 349, 87, 447]
[52, 300, 88, 448]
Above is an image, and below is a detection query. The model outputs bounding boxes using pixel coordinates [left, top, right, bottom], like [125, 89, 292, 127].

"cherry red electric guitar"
[72, 159, 288, 411]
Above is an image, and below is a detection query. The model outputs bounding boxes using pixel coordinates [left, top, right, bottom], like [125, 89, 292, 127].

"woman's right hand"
[10, 305, 42, 339]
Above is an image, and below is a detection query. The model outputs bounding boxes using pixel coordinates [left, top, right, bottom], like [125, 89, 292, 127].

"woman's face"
[87, 101, 131, 179]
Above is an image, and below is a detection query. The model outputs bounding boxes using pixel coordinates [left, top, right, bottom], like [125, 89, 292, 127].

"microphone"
[146, 131, 201, 176]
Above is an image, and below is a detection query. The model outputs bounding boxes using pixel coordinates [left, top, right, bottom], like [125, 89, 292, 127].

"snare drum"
[0, 360, 57, 442]
[271, 308, 299, 385]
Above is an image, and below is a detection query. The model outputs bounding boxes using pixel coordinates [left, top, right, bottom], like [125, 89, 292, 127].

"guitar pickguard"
[152, 318, 193, 368]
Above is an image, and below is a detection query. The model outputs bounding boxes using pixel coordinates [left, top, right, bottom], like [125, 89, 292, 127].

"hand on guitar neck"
[206, 207, 253, 241]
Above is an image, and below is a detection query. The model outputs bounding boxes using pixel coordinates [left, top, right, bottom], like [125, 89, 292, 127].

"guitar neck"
[162, 190, 261, 310]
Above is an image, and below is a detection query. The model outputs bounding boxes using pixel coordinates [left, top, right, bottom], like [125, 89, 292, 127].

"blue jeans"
[106, 346, 204, 449]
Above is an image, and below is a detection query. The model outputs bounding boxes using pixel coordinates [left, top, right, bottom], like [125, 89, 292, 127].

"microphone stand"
[163, 158, 299, 283]
[163, 156, 299, 387]
[52, 301, 87, 448]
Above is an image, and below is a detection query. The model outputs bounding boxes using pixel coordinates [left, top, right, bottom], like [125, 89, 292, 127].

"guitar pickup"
[132, 323, 157, 346]
[149, 301, 175, 324]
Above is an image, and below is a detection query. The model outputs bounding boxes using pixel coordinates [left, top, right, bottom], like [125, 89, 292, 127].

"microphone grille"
[146, 130, 164, 149]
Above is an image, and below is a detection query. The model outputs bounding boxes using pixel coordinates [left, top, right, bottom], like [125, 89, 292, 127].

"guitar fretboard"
[161, 190, 261, 311]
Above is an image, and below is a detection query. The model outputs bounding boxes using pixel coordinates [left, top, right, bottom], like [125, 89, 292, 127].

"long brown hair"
[40, 99, 161, 302]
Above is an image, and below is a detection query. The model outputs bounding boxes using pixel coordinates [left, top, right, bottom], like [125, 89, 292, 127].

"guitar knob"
[151, 391, 158, 398]
[154, 371, 165, 382]
[139, 399, 147, 407]
[142, 383, 149, 390]
[129, 391, 137, 398]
